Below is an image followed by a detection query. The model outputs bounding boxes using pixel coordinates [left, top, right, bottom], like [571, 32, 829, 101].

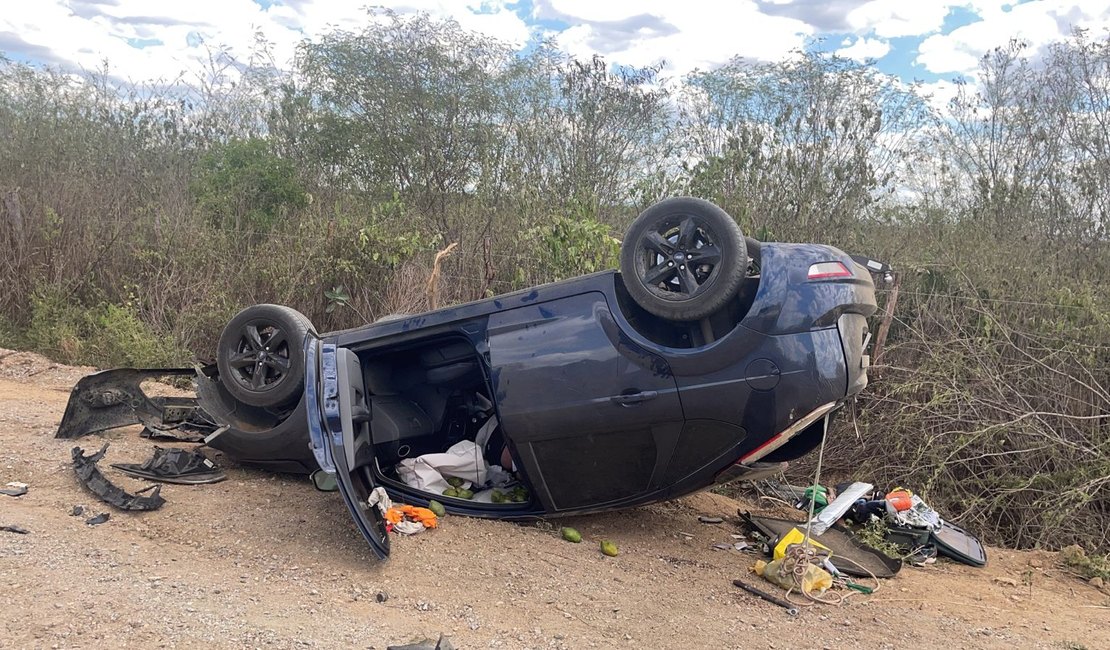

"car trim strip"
[738, 401, 838, 464]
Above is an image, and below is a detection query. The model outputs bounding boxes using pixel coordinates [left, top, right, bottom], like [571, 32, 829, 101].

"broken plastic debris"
[70, 505, 84, 517]
[698, 516, 724, 524]
[85, 512, 110, 526]
[111, 446, 226, 485]
[386, 634, 455, 650]
[1, 524, 29, 534]
[71, 444, 166, 511]
[0, 483, 28, 497]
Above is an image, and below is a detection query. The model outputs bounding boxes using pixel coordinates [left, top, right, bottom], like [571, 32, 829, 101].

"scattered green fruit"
[491, 490, 506, 503]
[443, 488, 459, 498]
[561, 527, 582, 543]
[427, 500, 446, 517]
[456, 488, 474, 500]
[446, 477, 464, 488]
[600, 540, 618, 557]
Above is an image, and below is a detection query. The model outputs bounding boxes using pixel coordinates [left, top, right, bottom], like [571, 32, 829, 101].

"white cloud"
[918, 78, 964, 113]
[543, 0, 814, 77]
[836, 36, 891, 62]
[917, 0, 1110, 75]
[847, 0, 954, 38]
[2, 0, 1108, 87]
[0, 1, 532, 83]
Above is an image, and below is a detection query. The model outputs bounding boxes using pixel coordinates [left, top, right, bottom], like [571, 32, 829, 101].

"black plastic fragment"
[71, 444, 166, 511]
[56, 367, 217, 440]
[111, 446, 226, 485]
[85, 512, 110, 526]
[70, 505, 85, 516]
[1, 524, 30, 534]
[0, 485, 27, 497]
[139, 425, 207, 443]
[387, 635, 455, 650]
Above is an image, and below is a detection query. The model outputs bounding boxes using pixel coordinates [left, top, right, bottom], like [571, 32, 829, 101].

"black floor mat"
[740, 511, 903, 578]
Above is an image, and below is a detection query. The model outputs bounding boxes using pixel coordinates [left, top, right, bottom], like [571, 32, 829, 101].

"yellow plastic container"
[773, 527, 830, 560]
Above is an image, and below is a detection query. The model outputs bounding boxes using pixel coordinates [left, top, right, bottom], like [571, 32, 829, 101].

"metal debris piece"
[733, 578, 800, 616]
[85, 512, 110, 526]
[1, 524, 30, 534]
[698, 516, 724, 524]
[70, 505, 85, 516]
[71, 444, 166, 511]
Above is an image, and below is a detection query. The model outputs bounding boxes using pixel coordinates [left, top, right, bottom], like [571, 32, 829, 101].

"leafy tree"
[679, 51, 928, 242]
[192, 137, 307, 232]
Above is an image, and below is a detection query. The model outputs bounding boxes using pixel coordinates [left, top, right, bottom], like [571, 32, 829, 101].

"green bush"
[25, 288, 187, 368]
[192, 138, 308, 232]
[529, 213, 620, 283]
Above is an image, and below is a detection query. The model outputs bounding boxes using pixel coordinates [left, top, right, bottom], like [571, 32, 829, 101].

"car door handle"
[610, 390, 658, 405]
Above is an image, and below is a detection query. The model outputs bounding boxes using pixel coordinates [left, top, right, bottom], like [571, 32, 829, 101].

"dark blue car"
[59, 198, 879, 560]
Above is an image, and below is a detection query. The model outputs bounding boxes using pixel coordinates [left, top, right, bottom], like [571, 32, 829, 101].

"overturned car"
[58, 198, 883, 559]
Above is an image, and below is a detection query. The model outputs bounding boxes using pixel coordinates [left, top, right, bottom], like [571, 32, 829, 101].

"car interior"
[356, 336, 522, 505]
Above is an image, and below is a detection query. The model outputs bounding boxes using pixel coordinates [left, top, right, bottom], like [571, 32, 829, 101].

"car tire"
[216, 304, 315, 408]
[620, 197, 748, 321]
[745, 236, 762, 273]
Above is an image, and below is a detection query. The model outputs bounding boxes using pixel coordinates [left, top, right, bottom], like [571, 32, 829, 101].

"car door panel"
[488, 292, 684, 512]
[320, 343, 390, 559]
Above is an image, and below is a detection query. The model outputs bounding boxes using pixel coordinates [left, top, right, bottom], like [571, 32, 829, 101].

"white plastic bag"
[396, 440, 489, 494]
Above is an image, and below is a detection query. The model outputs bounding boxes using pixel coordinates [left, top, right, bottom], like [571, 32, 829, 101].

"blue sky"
[2, 1, 1108, 106]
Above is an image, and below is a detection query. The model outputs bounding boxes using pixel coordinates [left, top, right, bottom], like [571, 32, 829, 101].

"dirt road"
[0, 348, 1106, 649]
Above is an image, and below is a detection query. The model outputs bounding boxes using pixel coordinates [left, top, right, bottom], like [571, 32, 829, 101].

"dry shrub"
[798, 227, 1110, 551]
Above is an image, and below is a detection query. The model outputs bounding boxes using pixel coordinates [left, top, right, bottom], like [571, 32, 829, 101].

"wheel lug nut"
[668, 261, 674, 267]
[680, 265, 685, 270]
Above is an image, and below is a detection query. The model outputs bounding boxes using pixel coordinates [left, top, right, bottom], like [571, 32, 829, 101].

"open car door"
[315, 341, 391, 559]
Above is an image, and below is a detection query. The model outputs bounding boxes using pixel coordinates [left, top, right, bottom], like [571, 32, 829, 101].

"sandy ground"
[0, 348, 1107, 650]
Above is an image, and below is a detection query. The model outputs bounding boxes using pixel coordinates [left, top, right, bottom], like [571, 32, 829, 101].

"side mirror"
[310, 469, 339, 492]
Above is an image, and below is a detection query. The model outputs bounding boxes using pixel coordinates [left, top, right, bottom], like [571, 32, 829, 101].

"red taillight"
[807, 261, 852, 280]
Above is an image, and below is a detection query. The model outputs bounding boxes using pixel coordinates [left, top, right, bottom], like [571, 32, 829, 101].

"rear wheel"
[620, 197, 747, 321]
[216, 304, 315, 408]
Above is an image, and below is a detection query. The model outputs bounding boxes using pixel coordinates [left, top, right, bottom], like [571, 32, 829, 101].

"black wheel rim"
[226, 320, 292, 393]
[634, 214, 724, 301]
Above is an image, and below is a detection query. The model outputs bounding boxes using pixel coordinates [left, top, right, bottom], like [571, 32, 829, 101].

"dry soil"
[0, 348, 1106, 649]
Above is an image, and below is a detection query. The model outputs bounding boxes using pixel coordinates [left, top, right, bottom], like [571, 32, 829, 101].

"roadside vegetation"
[0, 11, 1106, 554]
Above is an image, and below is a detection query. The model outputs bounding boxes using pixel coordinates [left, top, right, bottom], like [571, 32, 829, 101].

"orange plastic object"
[885, 489, 913, 512]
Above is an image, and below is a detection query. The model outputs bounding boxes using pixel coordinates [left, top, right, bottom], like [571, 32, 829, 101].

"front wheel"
[620, 197, 748, 321]
[216, 304, 315, 408]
